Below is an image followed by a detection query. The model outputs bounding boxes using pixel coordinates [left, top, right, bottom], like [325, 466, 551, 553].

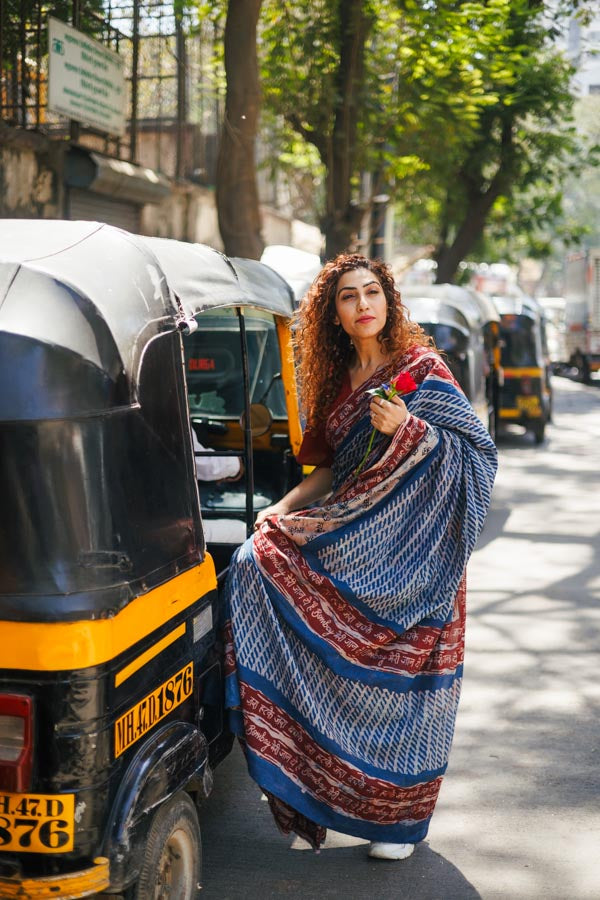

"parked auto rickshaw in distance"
[0, 220, 259, 898]
[400, 283, 495, 434]
[141, 237, 303, 573]
[491, 293, 552, 444]
[260, 244, 322, 304]
[466, 287, 504, 440]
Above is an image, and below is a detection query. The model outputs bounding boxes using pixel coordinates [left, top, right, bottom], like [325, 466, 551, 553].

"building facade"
[0, 1, 321, 251]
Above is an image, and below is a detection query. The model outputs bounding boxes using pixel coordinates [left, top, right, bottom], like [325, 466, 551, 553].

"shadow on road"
[429, 374, 600, 897]
[199, 376, 600, 899]
[200, 744, 481, 900]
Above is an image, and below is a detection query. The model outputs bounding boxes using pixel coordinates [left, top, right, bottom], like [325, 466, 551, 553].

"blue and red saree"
[223, 345, 497, 848]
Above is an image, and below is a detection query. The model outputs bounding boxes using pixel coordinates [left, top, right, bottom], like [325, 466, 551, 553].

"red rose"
[391, 372, 417, 394]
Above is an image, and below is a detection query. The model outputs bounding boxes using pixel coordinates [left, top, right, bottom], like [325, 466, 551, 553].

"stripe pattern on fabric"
[223, 345, 497, 847]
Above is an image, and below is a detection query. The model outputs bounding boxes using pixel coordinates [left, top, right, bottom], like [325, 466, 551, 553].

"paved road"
[199, 377, 600, 900]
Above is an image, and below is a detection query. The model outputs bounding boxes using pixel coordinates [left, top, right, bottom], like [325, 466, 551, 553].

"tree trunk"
[322, 0, 371, 259]
[216, 0, 264, 259]
[434, 199, 492, 283]
[435, 120, 514, 283]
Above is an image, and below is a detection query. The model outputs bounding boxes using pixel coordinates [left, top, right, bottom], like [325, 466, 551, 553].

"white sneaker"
[368, 841, 415, 860]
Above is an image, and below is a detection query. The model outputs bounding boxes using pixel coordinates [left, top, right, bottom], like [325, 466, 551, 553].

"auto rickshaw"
[0, 220, 291, 898]
[260, 244, 322, 304]
[491, 293, 552, 444]
[466, 288, 503, 440]
[140, 238, 303, 573]
[400, 284, 493, 433]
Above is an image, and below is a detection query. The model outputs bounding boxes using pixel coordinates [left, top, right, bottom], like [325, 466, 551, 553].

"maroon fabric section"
[266, 791, 327, 852]
[296, 372, 352, 467]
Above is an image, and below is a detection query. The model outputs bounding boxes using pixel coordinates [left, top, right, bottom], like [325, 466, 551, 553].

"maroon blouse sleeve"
[296, 422, 335, 468]
[295, 372, 352, 468]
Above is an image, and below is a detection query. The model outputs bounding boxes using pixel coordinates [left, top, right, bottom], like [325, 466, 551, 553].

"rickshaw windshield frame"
[184, 309, 288, 420]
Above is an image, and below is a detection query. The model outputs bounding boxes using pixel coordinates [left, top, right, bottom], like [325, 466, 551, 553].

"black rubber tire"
[575, 353, 591, 384]
[582, 358, 592, 385]
[133, 792, 201, 900]
[532, 422, 545, 445]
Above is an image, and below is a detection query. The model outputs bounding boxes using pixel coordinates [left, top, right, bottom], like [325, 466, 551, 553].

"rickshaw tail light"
[0, 695, 33, 792]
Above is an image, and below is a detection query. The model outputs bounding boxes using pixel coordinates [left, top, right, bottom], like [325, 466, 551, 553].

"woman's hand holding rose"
[369, 394, 408, 436]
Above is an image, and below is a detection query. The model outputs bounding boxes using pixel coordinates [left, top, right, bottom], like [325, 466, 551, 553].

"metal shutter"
[68, 188, 141, 233]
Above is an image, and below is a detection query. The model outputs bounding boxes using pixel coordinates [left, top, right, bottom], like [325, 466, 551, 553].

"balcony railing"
[0, 0, 223, 181]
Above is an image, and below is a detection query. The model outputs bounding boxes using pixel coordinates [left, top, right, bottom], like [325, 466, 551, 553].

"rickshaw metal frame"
[141, 237, 299, 542]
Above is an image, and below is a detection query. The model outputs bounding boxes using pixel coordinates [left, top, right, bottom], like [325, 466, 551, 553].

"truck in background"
[563, 249, 600, 383]
[537, 296, 567, 374]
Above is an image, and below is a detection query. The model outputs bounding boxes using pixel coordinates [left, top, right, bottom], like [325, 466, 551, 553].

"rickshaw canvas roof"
[400, 283, 485, 330]
[0, 220, 175, 413]
[229, 257, 295, 318]
[401, 294, 471, 336]
[140, 236, 248, 313]
[260, 244, 321, 303]
[468, 288, 501, 325]
[140, 238, 295, 319]
[491, 293, 541, 320]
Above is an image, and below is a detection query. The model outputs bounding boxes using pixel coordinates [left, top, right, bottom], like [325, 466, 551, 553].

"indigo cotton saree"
[223, 345, 497, 848]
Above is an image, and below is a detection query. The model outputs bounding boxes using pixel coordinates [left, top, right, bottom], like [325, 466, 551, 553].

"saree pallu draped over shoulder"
[223, 345, 498, 849]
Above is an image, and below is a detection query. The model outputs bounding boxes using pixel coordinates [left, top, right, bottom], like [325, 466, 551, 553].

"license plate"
[114, 662, 194, 758]
[0, 792, 74, 853]
[516, 395, 540, 415]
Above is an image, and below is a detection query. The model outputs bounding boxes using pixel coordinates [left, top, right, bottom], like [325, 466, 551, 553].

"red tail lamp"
[0, 694, 33, 792]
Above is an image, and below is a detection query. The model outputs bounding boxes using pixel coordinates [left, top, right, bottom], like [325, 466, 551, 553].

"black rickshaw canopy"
[0, 220, 252, 620]
[140, 236, 248, 314]
[400, 283, 492, 332]
[491, 292, 542, 321]
[0, 219, 178, 418]
[468, 288, 501, 326]
[400, 293, 471, 338]
[229, 256, 295, 317]
[140, 237, 295, 319]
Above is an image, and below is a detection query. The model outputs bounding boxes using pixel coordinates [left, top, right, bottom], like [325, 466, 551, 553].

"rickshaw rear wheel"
[532, 422, 545, 445]
[133, 791, 201, 900]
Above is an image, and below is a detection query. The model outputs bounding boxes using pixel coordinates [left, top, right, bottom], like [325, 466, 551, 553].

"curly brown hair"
[293, 254, 433, 427]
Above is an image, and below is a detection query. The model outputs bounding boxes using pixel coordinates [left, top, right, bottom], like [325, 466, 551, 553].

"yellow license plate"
[516, 395, 541, 415]
[0, 792, 74, 853]
[115, 661, 194, 758]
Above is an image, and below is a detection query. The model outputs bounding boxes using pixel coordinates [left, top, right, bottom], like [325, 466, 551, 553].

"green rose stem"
[354, 426, 378, 477]
[353, 384, 399, 478]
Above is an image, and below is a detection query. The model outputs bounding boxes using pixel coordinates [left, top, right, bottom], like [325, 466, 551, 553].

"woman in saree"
[223, 254, 497, 860]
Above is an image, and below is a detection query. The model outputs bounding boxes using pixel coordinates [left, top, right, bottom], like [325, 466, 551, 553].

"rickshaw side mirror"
[240, 402, 273, 438]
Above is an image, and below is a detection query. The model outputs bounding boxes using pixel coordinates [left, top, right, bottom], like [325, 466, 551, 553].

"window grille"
[0, 0, 223, 180]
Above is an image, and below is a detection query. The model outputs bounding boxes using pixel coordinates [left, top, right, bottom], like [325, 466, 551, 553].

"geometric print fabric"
[224, 346, 498, 846]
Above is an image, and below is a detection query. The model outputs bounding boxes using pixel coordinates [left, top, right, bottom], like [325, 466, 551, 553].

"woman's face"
[334, 268, 387, 342]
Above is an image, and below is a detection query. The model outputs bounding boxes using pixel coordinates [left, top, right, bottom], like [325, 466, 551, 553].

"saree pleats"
[224, 346, 497, 848]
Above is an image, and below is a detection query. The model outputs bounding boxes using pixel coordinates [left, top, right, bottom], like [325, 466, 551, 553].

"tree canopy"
[259, 0, 597, 276]
[208, 0, 598, 275]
